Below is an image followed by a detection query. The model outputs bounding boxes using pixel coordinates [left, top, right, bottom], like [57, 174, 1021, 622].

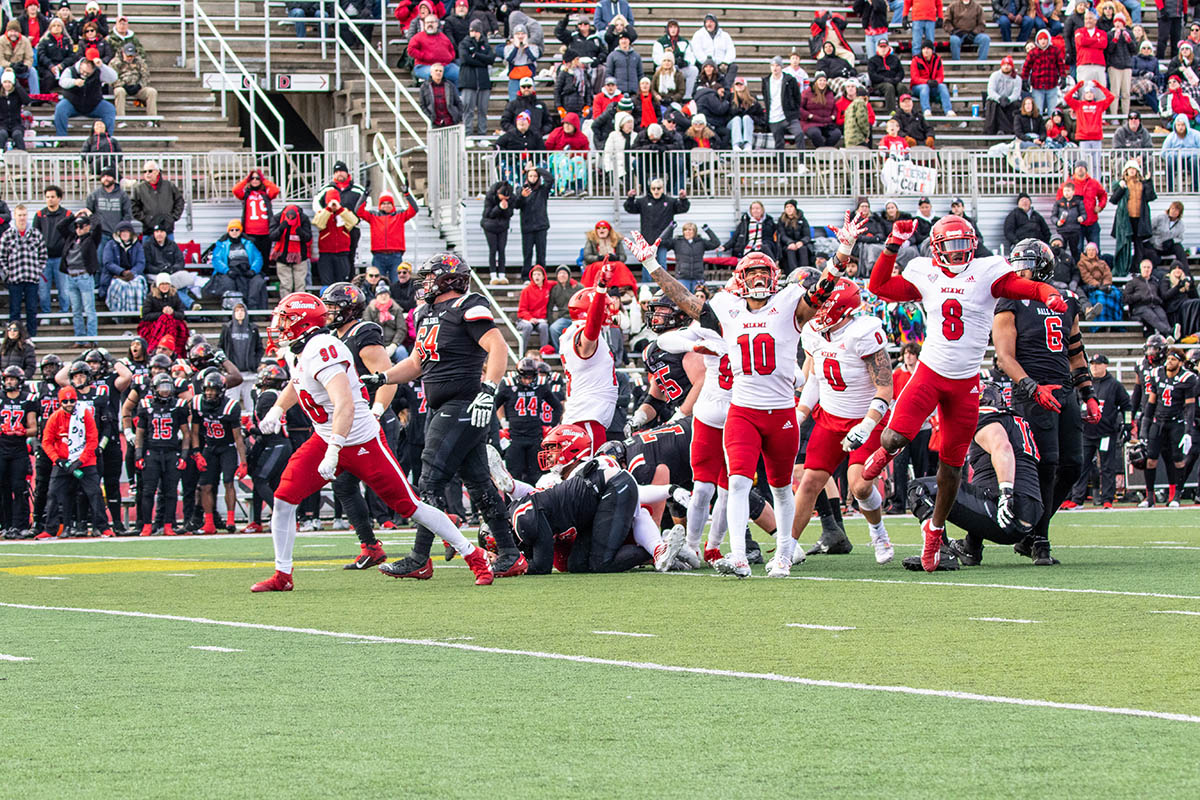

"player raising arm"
[860, 216, 1067, 572]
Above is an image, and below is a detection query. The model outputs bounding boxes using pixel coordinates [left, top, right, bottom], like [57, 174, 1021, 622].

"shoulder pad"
[223, 398, 239, 416]
[462, 298, 495, 323]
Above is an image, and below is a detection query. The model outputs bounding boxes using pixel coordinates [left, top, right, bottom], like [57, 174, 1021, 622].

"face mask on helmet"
[3, 369, 22, 392]
[537, 424, 592, 472]
[739, 266, 777, 299]
[934, 236, 976, 272]
[154, 375, 175, 399]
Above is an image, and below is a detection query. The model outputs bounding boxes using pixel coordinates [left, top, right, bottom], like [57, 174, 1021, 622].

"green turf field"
[3, 510, 1200, 798]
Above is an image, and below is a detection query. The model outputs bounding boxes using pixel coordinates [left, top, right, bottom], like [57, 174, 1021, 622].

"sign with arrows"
[274, 74, 331, 91]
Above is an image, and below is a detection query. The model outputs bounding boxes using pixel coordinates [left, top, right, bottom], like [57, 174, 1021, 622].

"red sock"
[204, 513, 214, 525]
[226, 510, 235, 526]
[1169, 484, 1178, 503]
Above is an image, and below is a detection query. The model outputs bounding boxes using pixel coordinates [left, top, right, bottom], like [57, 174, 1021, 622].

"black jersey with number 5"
[193, 396, 241, 449]
[138, 398, 191, 451]
[642, 342, 693, 412]
[968, 410, 1042, 502]
[414, 293, 496, 409]
[625, 418, 693, 486]
[995, 293, 1080, 385]
[1149, 367, 1197, 422]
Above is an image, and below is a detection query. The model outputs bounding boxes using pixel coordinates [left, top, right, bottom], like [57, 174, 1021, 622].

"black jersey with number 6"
[995, 292, 1080, 385]
[138, 398, 191, 451]
[625, 418, 693, 486]
[193, 396, 241, 449]
[642, 342, 693, 412]
[336, 320, 387, 401]
[414, 293, 496, 409]
[497, 380, 561, 439]
[968, 409, 1042, 502]
[1149, 367, 1197, 422]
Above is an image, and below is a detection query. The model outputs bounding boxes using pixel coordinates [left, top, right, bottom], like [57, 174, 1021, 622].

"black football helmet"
[68, 360, 93, 386]
[148, 353, 174, 375]
[152, 372, 176, 400]
[2, 364, 24, 391]
[321, 281, 367, 328]
[83, 348, 109, 377]
[786, 266, 821, 289]
[39, 354, 62, 382]
[516, 357, 539, 385]
[419, 252, 471, 303]
[1145, 334, 1168, 366]
[202, 371, 226, 401]
[1128, 440, 1148, 471]
[1188, 347, 1200, 369]
[596, 438, 627, 467]
[1009, 238, 1055, 282]
[189, 341, 217, 369]
[257, 363, 288, 390]
[646, 292, 689, 333]
[979, 381, 1008, 412]
[536, 361, 552, 377]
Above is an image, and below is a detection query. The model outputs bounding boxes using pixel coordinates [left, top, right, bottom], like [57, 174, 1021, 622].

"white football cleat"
[790, 546, 807, 566]
[675, 544, 704, 569]
[486, 444, 515, 495]
[870, 528, 895, 564]
[713, 557, 751, 578]
[654, 524, 686, 572]
[765, 557, 791, 578]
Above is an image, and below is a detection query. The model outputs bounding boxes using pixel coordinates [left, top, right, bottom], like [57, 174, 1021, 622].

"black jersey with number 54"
[414, 293, 496, 409]
[995, 292, 1080, 385]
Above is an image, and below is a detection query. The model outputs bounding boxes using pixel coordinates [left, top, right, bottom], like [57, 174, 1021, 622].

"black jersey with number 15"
[414, 293, 496, 409]
[995, 293, 1080, 385]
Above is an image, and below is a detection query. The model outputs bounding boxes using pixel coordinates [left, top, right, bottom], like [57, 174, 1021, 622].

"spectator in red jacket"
[408, 16, 459, 84]
[394, 0, 444, 30]
[1064, 80, 1115, 175]
[231, 168, 279, 260]
[312, 191, 358, 286]
[39, 386, 112, 538]
[1074, 11, 1109, 86]
[910, 41, 954, 115]
[903, 0, 944, 54]
[1021, 28, 1068, 112]
[516, 264, 552, 351]
[545, 111, 589, 150]
[1057, 159, 1109, 247]
[356, 190, 418, 288]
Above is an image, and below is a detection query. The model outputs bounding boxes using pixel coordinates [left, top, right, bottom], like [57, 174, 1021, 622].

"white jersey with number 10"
[284, 332, 380, 445]
[707, 284, 805, 410]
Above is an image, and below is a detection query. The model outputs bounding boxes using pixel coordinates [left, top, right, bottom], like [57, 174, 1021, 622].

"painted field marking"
[0, 653, 32, 661]
[786, 623, 856, 631]
[592, 630, 657, 638]
[296, 568, 332, 572]
[189, 646, 243, 653]
[34, 576, 68, 580]
[1147, 541, 1188, 545]
[1149, 610, 1200, 617]
[4, 602, 1199, 726]
[301, 544, 336, 548]
[969, 617, 1041, 624]
[166, 573, 196, 578]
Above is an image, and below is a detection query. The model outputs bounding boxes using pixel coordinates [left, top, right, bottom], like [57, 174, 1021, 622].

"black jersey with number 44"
[995, 293, 1080, 385]
[138, 398, 191, 451]
[336, 320, 387, 401]
[642, 342, 693, 411]
[625, 418, 693, 486]
[414, 293, 496, 409]
[497, 379, 561, 439]
[193, 396, 241, 449]
[1149, 367, 1197, 422]
[968, 409, 1042, 502]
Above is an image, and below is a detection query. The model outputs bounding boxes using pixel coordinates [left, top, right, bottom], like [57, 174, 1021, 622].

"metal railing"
[192, 1, 287, 156]
[465, 147, 1200, 206]
[427, 125, 466, 233]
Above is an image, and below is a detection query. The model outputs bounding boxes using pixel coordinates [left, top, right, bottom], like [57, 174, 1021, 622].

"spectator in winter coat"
[100, 220, 147, 314]
[109, 43, 156, 122]
[602, 16, 638, 55]
[142, 222, 191, 309]
[1131, 39, 1160, 108]
[547, 266, 582, 348]
[868, 39, 906, 114]
[1003, 193, 1052, 251]
[799, 73, 842, 147]
[419, 63, 463, 127]
[393, 0, 444, 31]
[408, 17, 459, 85]
[605, 30, 643, 95]
[511, 165, 552, 278]
[35, 19, 73, 92]
[516, 265, 552, 351]
[1062, 0, 1088, 58]
[34, 186, 71, 316]
[80, 2, 108, 37]
[80, 119, 122, 178]
[363, 285, 407, 358]
[1065, 80, 1116, 174]
[84, 165, 130, 238]
[457, 19, 495, 138]
[554, 50, 590, 119]
[602, 110, 637, 182]
[388, 265, 418, 313]
[854, 0, 892, 54]
[1022, 28, 1068, 113]
[131, 160, 184, 234]
[1110, 159, 1157, 275]
[945, 0, 990, 59]
[903, 0, 944, 53]
[653, 20, 697, 98]
[210, 219, 267, 309]
[725, 77, 762, 150]
[219, 302, 263, 403]
[1161, 74, 1200, 123]
[267, 205, 312, 297]
[1052, 180, 1087, 262]
[692, 82, 730, 133]
[1151, 201, 1188, 266]
[985, 56, 1022, 134]
[762, 57, 804, 149]
[0, 22, 38, 94]
[690, 14, 736, 80]
[312, 193, 358, 287]
[501, 78, 553, 135]
[1125, 258, 1172, 335]
[1106, 17, 1135, 115]
[814, 40, 857, 86]
[721, 201, 779, 260]
[74, 21, 111, 65]
[495, 108, 545, 154]
[106, 14, 145, 59]
[1074, 12, 1109, 86]
[557, 14, 607, 62]
[838, 79, 875, 147]
[60, 211, 103, 340]
[231, 169, 279, 260]
[1157, 0, 1186, 60]
[0, 70, 28, 150]
[55, 47, 117, 136]
[651, 54, 685, 105]
[910, 42, 953, 115]
[481, 180, 514, 283]
[442, 0, 472, 47]
[19, 3, 49, 62]
[776, 200, 813, 271]
[545, 112, 589, 150]
[357, 190, 418, 287]
[662, 222, 719, 289]
[894, 92, 934, 146]
[1078, 242, 1123, 319]
[582, 219, 628, 266]
[624, 180, 689, 271]
[1159, 262, 1200, 336]
[0, 321, 35, 378]
[0, 205, 46, 335]
[1113, 110, 1154, 151]
[503, 25, 540, 101]
[593, 0, 633, 31]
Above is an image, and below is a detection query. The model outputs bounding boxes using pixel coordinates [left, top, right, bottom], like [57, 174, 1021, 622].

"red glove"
[241, 414, 252, 430]
[235, 462, 248, 479]
[1046, 292, 1068, 313]
[1033, 383, 1062, 412]
[193, 452, 208, 471]
[498, 428, 511, 440]
[0, 422, 10, 435]
[596, 259, 614, 289]
[11, 422, 24, 436]
[135, 458, 145, 471]
[886, 219, 917, 247]
[177, 457, 187, 471]
[1083, 397, 1101, 424]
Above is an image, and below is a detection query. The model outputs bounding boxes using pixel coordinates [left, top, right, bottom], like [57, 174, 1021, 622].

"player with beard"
[626, 212, 872, 577]
[320, 281, 402, 570]
[992, 238, 1098, 565]
[32, 354, 62, 534]
[496, 357, 562, 484]
[135, 372, 191, 537]
[1137, 348, 1197, 507]
[244, 363, 292, 533]
[361, 253, 528, 580]
[628, 293, 705, 429]
[250, 292, 494, 592]
[59, 361, 116, 536]
[861, 218, 1067, 572]
[905, 383, 1044, 569]
[0, 366, 37, 538]
[192, 372, 248, 534]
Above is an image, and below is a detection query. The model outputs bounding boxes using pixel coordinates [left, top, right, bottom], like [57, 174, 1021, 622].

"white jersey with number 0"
[707, 284, 805, 410]
[900, 255, 1015, 380]
[656, 323, 731, 429]
[802, 315, 887, 419]
[560, 320, 617, 427]
[285, 332, 379, 445]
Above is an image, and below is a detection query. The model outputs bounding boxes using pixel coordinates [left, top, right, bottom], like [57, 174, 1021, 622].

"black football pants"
[249, 437, 290, 524]
[139, 451, 180, 528]
[909, 476, 1043, 553]
[1013, 388, 1082, 542]
[567, 471, 648, 574]
[100, 438, 123, 528]
[514, 506, 555, 575]
[0, 450, 29, 530]
[32, 450, 53, 531]
[46, 464, 109, 533]
[1068, 436, 1124, 505]
[504, 436, 541, 485]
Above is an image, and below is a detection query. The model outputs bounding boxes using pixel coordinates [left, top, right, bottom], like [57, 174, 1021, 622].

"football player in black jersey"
[905, 384, 1045, 569]
[177, 341, 245, 530]
[394, 381, 427, 487]
[496, 357, 562, 483]
[1063, 354, 1131, 509]
[245, 364, 292, 533]
[321, 282, 402, 569]
[1131, 334, 1168, 437]
[1137, 348, 1197, 507]
[135, 373, 191, 536]
[364, 252, 528, 579]
[629, 294, 704, 429]
[0, 366, 36, 538]
[192, 372, 247, 534]
[32, 354, 62, 533]
[993, 239, 1099, 565]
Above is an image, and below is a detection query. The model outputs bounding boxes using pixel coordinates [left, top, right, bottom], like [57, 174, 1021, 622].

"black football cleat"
[902, 546, 961, 572]
[805, 519, 854, 556]
[1030, 538, 1060, 566]
[492, 550, 529, 578]
[379, 555, 434, 579]
[947, 538, 982, 566]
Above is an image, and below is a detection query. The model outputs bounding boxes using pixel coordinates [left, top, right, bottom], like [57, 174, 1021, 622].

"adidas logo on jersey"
[768, 307, 779, 315]
[782, 420, 793, 430]
[357, 447, 369, 455]
[966, 276, 976, 283]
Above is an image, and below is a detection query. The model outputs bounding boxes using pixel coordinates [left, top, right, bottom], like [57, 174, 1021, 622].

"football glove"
[835, 208, 870, 259]
[996, 485, 1015, 529]
[842, 416, 878, 452]
[318, 444, 340, 480]
[466, 381, 497, 428]
[192, 452, 208, 471]
[134, 457, 145, 471]
[622, 231, 661, 270]
[361, 371, 389, 391]
[177, 457, 187, 471]
[1181, 432, 1193, 456]
[887, 218, 917, 247]
[258, 406, 284, 435]
[1017, 377, 1062, 412]
[235, 463, 248, 479]
[1046, 292, 1068, 313]
[123, 428, 136, 445]
[1083, 397, 1101, 424]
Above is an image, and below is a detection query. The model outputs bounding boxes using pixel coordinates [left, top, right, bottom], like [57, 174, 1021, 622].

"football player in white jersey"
[626, 210, 872, 577]
[249, 293, 495, 592]
[773, 279, 895, 577]
[862, 216, 1067, 572]
[559, 263, 619, 449]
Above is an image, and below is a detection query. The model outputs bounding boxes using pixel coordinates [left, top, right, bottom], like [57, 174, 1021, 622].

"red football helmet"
[568, 288, 609, 323]
[268, 292, 328, 348]
[732, 252, 779, 299]
[537, 423, 593, 471]
[929, 215, 978, 273]
[811, 278, 862, 332]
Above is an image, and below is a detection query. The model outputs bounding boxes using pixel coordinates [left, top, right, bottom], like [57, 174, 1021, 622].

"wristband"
[869, 397, 890, 417]
[370, 402, 386, 417]
[327, 434, 347, 448]
[836, 241, 854, 260]
[998, 481, 1014, 492]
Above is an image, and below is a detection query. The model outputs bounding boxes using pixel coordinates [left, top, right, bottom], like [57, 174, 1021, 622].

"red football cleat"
[378, 557, 434, 579]
[494, 552, 529, 578]
[463, 547, 494, 585]
[34, 531, 51, 540]
[1102, 501, 1113, 509]
[242, 522, 263, 533]
[1059, 500, 1079, 511]
[381, 520, 396, 529]
[920, 519, 944, 573]
[703, 547, 723, 565]
[163, 524, 176, 536]
[201, 519, 217, 535]
[100, 528, 115, 538]
[140, 524, 153, 537]
[861, 447, 895, 482]
[553, 548, 569, 573]
[251, 570, 294, 592]
[344, 541, 387, 570]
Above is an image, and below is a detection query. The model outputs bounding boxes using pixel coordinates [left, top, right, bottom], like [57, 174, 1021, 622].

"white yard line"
[1149, 610, 1200, 617]
[166, 573, 196, 577]
[189, 646, 243, 653]
[0, 653, 32, 661]
[34, 576, 68, 580]
[969, 617, 1042, 624]
[2, 601, 1198, 725]
[591, 630, 657, 638]
[786, 623, 856, 631]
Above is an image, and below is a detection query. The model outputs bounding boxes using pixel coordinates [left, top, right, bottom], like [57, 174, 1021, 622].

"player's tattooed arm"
[864, 348, 895, 409]
[623, 230, 705, 319]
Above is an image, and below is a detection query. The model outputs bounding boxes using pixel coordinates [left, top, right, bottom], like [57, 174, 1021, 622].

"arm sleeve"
[867, 249, 922, 301]
[582, 288, 609, 340]
[991, 271, 1058, 302]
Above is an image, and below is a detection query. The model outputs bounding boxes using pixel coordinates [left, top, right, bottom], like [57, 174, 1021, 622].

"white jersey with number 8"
[285, 332, 379, 445]
[707, 284, 805, 410]
[900, 255, 1015, 380]
[802, 315, 887, 419]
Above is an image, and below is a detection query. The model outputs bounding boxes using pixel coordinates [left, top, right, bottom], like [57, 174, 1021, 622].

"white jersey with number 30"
[802, 315, 887, 419]
[285, 332, 379, 445]
[707, 284, 805, 410]
[901, 255, 1015, 380]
